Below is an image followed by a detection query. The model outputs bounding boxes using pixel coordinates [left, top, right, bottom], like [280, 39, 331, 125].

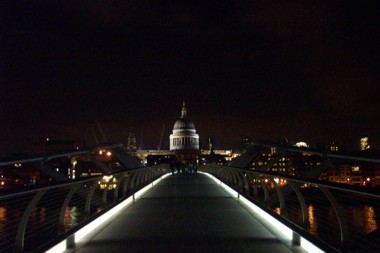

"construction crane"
[157, 124, 165, 151]
[96, 119, 108, 143]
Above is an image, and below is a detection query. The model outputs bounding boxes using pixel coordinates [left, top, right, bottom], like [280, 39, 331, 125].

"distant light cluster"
[360, 137, 370, 151]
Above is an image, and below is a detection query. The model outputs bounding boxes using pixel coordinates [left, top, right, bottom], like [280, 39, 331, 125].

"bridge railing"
[0, 145, 170, 253]
[199, 145, 380, 253]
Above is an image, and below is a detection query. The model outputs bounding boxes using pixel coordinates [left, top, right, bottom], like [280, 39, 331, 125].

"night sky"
[1, 0, 379, 154]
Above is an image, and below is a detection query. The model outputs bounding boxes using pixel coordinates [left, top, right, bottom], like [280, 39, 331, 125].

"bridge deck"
[65, 173, 306, 253]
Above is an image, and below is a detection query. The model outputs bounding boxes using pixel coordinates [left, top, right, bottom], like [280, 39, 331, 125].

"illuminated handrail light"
[45, 195, 134, 253]
[201, 172, 239, 198]
[45, 173, 171, 253]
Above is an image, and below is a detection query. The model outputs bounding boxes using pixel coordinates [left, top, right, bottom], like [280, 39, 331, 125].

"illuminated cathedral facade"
[169, 102, 200, 163]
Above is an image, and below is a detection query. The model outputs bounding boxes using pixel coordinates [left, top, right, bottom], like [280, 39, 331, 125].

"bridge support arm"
[112, 147, 145, 170]
[33, 162, 69, 182]
[88, 155, 115, 173]
[319, 186, 349, 248]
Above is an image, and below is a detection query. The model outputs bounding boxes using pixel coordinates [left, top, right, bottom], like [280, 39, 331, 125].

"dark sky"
[1, 0, 379, 154]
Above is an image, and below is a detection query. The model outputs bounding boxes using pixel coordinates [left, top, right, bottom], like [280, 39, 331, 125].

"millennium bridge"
[1, 143, 379, 252]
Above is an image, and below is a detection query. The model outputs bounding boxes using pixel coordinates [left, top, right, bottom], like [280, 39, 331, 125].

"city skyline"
[1, 1, 379, 154]
[0, 101, 377, 154]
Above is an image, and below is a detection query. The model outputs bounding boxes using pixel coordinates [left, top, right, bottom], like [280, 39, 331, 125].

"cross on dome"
[181, 101, 187, 118]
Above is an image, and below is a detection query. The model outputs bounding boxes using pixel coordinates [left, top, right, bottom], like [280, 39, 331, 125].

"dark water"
[271, 191, 380, 252]
[276, 203, 379, 235]
[0, 205, 84, 252]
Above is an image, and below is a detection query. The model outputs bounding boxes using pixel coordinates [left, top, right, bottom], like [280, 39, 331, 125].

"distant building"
[206, 137, 215, 152]
[250, 147, 295, 176]
[321, 163, 363, 185]
[169, 101, 200, 163]
[360, 137, 370, 151]
[374, 165, 380, 187]
[0, 163, 50, 190]
[326, 142, 339, 152]
[146, 154, 176, 166]
[209, 149, 237, 162]
[294, 141, 309, 148]
[291, 153, 323, 177]
[352, 157, 380, 187]
[241, 137, 252, 153]
[127, 129, 137, 153]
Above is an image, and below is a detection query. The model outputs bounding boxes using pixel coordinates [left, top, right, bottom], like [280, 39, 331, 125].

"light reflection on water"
[305, 203, 378, 238]
[263, 203, 377, 240]
[308, 205, 318, 235]
[0, 207, 6, 238]
[64, 206, 81, 230]
[350, 205, 378, 234]
[63, 206, 102, 230]
[273, 201, 378, 244]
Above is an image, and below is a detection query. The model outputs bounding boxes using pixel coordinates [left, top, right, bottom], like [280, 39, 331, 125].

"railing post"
[85, 184, 97, 215]
[123, 175, 131, 197]
[319, 186, 350, 249]
[102, 175, 115, 205]
[292, 232, 301, 245]
[287, 181, 309, 228]
[238, 170, 250, 193]
[248, 173, 260, 201]
[14, 189, 48, 253]
[259, 176, 270, 207]
[271, 177, 287, 217]
[114, 173, 128, 201]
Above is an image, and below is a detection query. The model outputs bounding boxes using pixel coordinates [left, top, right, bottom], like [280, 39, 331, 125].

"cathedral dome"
[173, 117, 195, 130]
[173, 102, 195, 130]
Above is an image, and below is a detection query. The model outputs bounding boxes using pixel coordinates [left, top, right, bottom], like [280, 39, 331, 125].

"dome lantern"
[181, 101, 187, 118]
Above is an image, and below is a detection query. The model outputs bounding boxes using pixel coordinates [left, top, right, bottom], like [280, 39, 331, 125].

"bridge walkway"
[65, 173, 306, 253]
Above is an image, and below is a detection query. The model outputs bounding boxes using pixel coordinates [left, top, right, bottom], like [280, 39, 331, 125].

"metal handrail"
[0, 166, 170, 252]
[199, 143, 380, 253]
[0, 145, 170, 252]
